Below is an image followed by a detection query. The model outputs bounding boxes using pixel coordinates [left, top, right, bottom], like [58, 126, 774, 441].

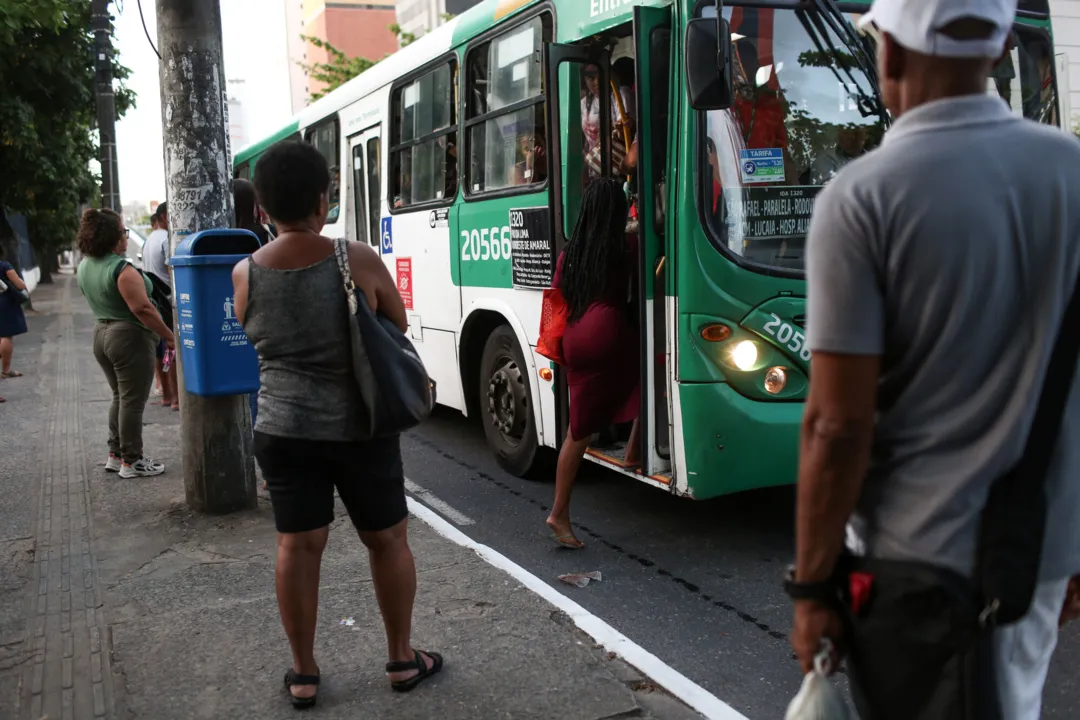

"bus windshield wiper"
[808, 0, 888, 122]
[795, 10, 877, 117]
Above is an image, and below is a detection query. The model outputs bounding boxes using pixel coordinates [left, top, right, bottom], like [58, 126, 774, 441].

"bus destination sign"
[724, 186, 822, 240]
[510, 206, 553, 289]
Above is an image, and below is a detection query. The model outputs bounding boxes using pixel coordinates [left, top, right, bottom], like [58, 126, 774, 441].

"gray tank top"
[243, 254, 363, 441]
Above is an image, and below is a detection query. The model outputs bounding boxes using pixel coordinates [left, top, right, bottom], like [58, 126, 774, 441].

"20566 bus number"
[763, 313, 811, 362]
[460, 227, 512, 262]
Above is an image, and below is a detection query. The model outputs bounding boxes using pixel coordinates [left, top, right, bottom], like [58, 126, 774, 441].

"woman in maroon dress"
[546, 178, 640, 549]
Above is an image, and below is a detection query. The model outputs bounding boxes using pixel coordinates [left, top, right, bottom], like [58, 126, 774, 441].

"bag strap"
[112, 256, 134, 284]
[1018, 270, 1080, 486]
[331, 238, 356, 295]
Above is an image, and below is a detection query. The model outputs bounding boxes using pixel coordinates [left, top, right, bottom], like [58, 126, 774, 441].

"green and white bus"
[234, 0, 1067, 499]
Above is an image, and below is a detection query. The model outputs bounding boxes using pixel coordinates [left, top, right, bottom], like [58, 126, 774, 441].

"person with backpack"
[788, 1, 1080, 718]
[142, 202, 178, 410]
[76, 208, 174, 478]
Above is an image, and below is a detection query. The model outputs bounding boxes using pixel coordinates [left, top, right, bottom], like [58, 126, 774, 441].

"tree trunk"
[36, 249, 59, 283]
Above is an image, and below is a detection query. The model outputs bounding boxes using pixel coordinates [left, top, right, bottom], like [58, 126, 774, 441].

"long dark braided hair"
[559, 177, 629, 322]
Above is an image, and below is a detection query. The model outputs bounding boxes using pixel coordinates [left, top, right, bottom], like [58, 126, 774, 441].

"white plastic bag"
[784, 640, 856, 720]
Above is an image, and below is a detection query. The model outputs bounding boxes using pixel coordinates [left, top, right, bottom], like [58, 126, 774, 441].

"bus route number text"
[461, 226, 512, 262]
[763, 313, 811, 362]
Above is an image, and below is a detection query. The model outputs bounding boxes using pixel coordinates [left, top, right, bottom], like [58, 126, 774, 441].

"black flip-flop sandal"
[386, 650, 443, 693]
[283, 668, 320, 710]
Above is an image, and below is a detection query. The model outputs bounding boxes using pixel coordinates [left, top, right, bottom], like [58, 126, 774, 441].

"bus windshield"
[701, 7, 1059, 274]
[701, 7, 886, 272]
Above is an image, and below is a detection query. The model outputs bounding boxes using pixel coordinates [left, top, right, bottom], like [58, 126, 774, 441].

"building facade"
[284, 0, 308, 114]
[301, 0, 399, 99]
[226, 80, 247, 152]
[396, 0, 482, 38]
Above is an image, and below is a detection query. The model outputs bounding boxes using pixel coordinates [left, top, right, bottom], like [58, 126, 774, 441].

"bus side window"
[305, 117, 341, 223]
[235, 162, 250, 181]
[464, 14, 552, 195]
[367, 138, 381, 243]
[390, 61, 458, 209]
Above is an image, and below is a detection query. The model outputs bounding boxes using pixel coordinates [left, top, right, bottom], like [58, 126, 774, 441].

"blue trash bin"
[169, 229, 261, 397]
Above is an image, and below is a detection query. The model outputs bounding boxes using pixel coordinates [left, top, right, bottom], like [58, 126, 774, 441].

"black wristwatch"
[783, 565, 842, 605]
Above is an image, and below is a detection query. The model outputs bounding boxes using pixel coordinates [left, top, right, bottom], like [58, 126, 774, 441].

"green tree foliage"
[0, 0, 134, 276]
[0, 0, 69, 44]
[302, 16, 452, 102]
[301, 35, 377, 102]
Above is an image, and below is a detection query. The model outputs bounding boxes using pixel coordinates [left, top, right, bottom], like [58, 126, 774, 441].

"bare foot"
[171, 402, 180, 412]
[546, 516, 584, 549]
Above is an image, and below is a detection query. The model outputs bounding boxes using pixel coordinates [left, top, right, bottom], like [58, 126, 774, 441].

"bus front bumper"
[676, 382, 803, 499]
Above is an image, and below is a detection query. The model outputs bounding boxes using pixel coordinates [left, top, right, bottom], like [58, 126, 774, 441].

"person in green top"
[76, 208, 175, 479]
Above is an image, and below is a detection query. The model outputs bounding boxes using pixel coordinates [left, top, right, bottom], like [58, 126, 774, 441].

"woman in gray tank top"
[232, 141, 443, 709]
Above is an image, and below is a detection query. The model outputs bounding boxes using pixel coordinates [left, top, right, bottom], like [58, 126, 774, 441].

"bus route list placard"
[510, 206, 553, 289]
[723, 185, 822, 240]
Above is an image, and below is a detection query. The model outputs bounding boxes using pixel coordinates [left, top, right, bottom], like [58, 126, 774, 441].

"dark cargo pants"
[92, 320, 156, 464]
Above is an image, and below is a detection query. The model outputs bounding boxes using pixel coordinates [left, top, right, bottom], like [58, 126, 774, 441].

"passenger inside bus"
[513, 126, 547, 185]
[581, 63, 635, 181]
[732, 38, 797, 184]
[327, 166, 341, 223]
[439, 135, 458, 199]
[808, 125, 870, 185]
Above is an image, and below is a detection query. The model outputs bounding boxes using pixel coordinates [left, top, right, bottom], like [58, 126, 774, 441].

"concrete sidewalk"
[0, 274, 706, 720]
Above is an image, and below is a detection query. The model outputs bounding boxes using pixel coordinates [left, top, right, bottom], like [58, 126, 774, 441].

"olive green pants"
[92, 321, 156, 464]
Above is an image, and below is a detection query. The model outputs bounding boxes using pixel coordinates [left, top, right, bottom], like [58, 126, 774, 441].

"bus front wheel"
[479, 326, 539, 477]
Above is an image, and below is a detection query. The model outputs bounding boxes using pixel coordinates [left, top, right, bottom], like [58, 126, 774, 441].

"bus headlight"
[731, 341, 758, 371]
[764, 366, 788, 394]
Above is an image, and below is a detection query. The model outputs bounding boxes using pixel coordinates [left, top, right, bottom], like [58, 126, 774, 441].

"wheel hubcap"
[487, 355, 527, 444]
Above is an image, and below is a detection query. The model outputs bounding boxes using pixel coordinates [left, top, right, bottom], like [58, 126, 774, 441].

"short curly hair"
[253, 140, 330, 224]
[77, 208, 125, 258]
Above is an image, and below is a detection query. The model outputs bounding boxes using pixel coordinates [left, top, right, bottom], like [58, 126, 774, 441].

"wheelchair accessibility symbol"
[381, 217, 393, 254]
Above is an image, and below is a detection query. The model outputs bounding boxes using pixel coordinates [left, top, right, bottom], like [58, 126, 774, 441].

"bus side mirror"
[685, 18, 734, 110]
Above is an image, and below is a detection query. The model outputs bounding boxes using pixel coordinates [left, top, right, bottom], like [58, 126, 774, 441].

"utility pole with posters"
[91, 0, 121, 211]
[156, 0, 256, 513]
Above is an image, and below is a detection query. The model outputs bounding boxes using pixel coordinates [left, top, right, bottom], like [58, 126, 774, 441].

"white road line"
[405, 497, 750, 720]
[404, 478, 476, 526]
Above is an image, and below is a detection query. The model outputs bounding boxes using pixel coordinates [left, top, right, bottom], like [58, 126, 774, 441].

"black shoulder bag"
[830, 270, 1080, 720]
[332, 238, 435, 439]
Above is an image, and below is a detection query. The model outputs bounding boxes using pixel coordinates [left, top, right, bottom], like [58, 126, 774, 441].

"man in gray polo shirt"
[789, 0, 1080, 716]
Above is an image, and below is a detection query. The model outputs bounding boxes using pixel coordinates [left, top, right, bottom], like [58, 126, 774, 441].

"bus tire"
[479, 325, 539, 478]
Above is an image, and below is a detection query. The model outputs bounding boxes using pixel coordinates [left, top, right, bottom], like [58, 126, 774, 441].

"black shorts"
[155, 338, 165, 360]
[253, 431, 407, 534]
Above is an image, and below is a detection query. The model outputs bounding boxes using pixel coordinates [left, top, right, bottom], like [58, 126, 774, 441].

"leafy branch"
[301, 15, 453, 102]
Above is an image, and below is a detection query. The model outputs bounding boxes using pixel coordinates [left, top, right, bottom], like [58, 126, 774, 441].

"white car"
[126, 227, 149, 268]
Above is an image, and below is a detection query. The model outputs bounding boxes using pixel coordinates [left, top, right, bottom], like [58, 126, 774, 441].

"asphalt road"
[402, 408, 1080, 720]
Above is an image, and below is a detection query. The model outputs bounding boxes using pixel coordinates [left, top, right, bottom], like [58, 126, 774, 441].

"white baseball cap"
[857, 0, 1017, 59]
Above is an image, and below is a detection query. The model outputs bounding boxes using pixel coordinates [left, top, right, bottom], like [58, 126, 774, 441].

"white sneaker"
[104, 455, 121, 473]
[119, 458, 165, 478]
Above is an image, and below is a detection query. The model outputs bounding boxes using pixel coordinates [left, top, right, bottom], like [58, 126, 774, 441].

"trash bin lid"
[170, 229, 261, 267]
